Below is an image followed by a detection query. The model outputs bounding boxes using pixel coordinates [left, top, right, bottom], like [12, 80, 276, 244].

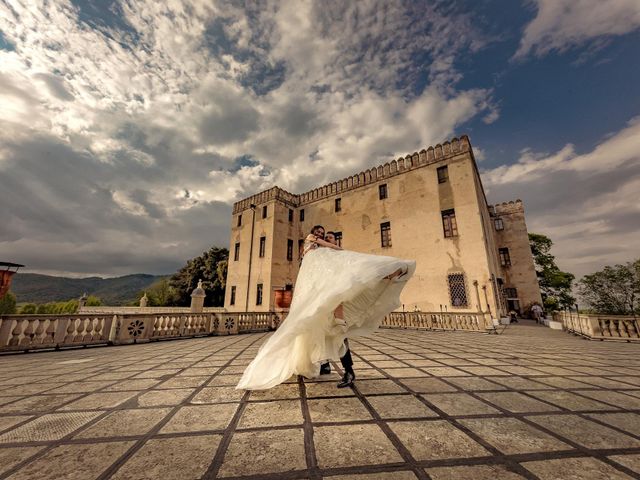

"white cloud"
[0, 0, 497, 276]
[515, 0, 640, 59]
[482, 117, 640, 278]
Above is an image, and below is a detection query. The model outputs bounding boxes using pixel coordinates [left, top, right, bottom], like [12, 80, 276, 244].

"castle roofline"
[489, 199, 525, 215]
[232, 135, 473, 214]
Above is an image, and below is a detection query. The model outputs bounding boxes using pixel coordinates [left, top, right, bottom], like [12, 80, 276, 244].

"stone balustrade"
[0, 309, 496, 353]
[381, 311, 492, 332]
[0, 312, 284, 353]
[0, 314, 115, 352]
[78, 306, 226, 315]
[554, 311, 640, 342]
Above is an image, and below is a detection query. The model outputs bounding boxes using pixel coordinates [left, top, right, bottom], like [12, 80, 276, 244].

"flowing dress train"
[236, 247, 416, 390]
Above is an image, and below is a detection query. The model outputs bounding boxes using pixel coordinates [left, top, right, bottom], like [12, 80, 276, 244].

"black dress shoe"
[337, 371, 355, 388]
[320, 363, 331, 375]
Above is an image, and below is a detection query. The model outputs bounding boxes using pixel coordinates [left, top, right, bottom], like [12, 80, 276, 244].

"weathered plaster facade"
[224, 136, 542, 317]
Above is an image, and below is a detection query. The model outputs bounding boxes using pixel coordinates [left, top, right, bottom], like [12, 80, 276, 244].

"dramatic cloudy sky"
[1, 0, 639, 278]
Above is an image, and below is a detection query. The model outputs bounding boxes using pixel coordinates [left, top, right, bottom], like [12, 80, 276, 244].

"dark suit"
[321, 339, 353, 373]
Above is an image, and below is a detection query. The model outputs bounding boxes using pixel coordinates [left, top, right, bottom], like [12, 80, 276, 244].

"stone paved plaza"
[0, 322, 640, 479]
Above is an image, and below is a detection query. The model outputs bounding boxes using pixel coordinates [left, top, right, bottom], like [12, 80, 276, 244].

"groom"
[320, 230, 356, 388]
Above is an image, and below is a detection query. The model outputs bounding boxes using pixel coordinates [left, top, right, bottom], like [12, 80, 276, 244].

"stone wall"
[225, 136, 541, 317]
[492, 200, 543, 312]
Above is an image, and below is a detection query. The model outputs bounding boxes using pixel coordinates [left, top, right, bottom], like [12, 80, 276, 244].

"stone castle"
[224, 136, 542, 318]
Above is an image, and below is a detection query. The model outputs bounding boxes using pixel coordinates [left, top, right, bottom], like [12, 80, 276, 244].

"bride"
[236, 225, 416, 390]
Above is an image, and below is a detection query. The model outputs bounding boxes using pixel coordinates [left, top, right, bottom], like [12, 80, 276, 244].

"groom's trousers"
[340, 339, 354, 372]
[322, 339, 353, 373]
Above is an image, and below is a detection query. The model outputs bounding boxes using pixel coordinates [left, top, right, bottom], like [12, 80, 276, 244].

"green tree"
[0, 291, 17, 314]
[18, 297, 100, 315]
[20, 303, 37, 314]
[141, 278, 178, 306]
[62, 299, 79, 313]
[170, 247, 229, 307]
[529, 233, 575, 311]
[578, 259, 639, 317]
[85, 296, 102, 307]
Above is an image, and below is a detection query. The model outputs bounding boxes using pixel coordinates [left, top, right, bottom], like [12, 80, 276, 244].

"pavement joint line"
[361, 329, 640, 479]
[200, 335, 269, 480]
[349, 336, 540, 480]
[331, 361, 433, 480]
[298, 376, 322, 480]
[0, 338, 235, 479]
[94, 335, 260, 480]
[1, 327, 640, 479]
[2, 336, 257, 479]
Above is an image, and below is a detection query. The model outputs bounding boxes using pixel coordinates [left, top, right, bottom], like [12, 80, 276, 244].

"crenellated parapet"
[298, 135, 471, 206]
[232, 186, 299, 214]
[232, 135, 472, 213]
[491, 199, 525, 215]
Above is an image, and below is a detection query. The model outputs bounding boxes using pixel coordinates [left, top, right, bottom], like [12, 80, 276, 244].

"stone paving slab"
[0, 322, 639, 479]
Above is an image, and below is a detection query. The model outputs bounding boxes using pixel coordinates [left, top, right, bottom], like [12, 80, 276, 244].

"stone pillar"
[190, 280, 206, 313]
[472, 280, 481, 312]
[139, 293, 148, 308]
[78, 292, 88, 309]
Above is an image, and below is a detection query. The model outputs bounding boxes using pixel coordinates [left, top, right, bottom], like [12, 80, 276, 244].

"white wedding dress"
[236, 246, 416, 390]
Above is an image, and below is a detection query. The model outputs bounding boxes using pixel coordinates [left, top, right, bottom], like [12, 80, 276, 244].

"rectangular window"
[334, 231, 342, 247]
[499, 247, 511, 267]
[256, 283, 263, 306]
[237, 214, 242, 227]
[300, 209, 305, 222]
[505, 287, 518, 298]
[262, 205, 267, 219]
[288, 209, 294, 222]
[380, 222, 391, 248]
[335, 198, 341, 212]
[379, 184, 388, 200]
[298, 239, 304, 258]
[259, 236, 266, 258]
[448, 273, 468, 307]
[287, 239, 293, 261]
[494, 218, 504, 231]
[442, 209, 458, 238]
[234, 242, 240, 261]
[437, 165, 449, 184]
[230, 286, 236, 306]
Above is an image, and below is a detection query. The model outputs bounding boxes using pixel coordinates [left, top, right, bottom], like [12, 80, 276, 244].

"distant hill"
[11, 273, 166, 305]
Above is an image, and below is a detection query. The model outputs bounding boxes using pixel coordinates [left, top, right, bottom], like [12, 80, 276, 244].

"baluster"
[9, 318, 26, 346]
[33, 318, 45, 344]
[619, 320, 630, 338]
[45, 319, 56, 344]
[93, 318, 104, 340]
[19, 319, 35, 346]
[75, 318, 87, 342]
[64, 319, 76, 344]
[153, 316, 160, 335]
[83, 318, 93, 342]
[82, 319, 94, 342]
[160, 316, 167, 334]
[610, 319, 621, 337]
[629, 319, 640, 338]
